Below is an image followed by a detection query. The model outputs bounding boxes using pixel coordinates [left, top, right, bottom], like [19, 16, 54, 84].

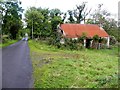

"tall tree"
[62, 12, 67, 23]
[2, 0, 23, 39]
[87, 4, 119, 42]
[90, 4, 111, 27]
[50, 8, 62, 31]
[0, 0, 4, 21]
[0, 0, 4, 38]
[51, 16, 62, 31]
[25, 7, 52, 39]
[68, 10, 75, 23]
[50, 8, 62, 18]
[66, 2, 91, 24]
[73, 2, 91, 23]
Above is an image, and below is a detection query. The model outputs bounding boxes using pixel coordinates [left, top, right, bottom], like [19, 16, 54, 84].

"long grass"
[0, 40, 17, 48]
[29, 40, 118, 88]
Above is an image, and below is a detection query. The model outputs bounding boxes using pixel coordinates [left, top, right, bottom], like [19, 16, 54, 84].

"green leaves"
[25, 7, 49, 38]
[25, 7, 63, 39]
[50, 8, 62, 18]
[2, 0, 23, 39]
[93, 35, 99, 42]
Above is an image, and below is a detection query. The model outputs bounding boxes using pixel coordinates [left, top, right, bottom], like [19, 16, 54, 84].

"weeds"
[29, 40, 118, 88]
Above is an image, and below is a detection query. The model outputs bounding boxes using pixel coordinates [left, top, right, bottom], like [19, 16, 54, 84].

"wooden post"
[107, 37, 110, 48]
[84, 39, 86, 47]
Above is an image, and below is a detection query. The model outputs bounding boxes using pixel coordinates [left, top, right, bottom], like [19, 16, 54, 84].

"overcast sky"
[20, 0, 119, 19]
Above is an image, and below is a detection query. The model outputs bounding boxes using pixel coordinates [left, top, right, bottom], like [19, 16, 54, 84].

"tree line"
[0, 0, 119, 44]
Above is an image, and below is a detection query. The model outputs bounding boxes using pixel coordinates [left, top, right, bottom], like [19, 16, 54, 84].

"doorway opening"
[86, 39, 92, 48]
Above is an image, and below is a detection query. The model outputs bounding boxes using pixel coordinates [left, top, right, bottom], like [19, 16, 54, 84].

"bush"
[48, 36, 85, 50]
[110, 36, 117, 45]
[93, 35, 99, 42]
[2, 35, 9, 44]
[54, 33, 86, 50]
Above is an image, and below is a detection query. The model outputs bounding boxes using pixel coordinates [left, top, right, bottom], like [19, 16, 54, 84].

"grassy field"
[29, 40, 118, 88]
[0, 40, 17, 48]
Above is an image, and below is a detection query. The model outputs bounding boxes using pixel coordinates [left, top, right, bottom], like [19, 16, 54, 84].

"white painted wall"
[84, 39, 86, 47]
[60, 38, 65, 44]
[72, 38, 78, 40]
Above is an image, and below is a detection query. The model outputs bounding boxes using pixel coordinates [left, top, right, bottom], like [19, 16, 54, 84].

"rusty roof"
[60, 24, 109, 38]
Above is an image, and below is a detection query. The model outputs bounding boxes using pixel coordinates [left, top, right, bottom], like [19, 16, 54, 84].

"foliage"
[49, 8, 64, 33]
[88, 4, 111, 26]
[93, 35, 99, 42]
[87, 4, 119, 42]
[66, 2, 91, 24]
[95, 74, 118, 88]
[109, 36, 117, 45]
[51, 16, 62, 31]
[16, 28, 30, 40]
[29, 40, 118, 88]
[74, 2, 91, 23]
[48, 36, 85, 50]
[86, 19, 95, 24]
[107, 27, 120, 42]
[67, 10, 75, 23]
[99, 37, 104, 43]
[0, 39, 17, 48]
[50, 8, 62, 18]
[62, 13, 67, 22]
[1, 0, 23, 39]
[0, 0, 4, 27]
[25, 7, 44, 38]
[24, 2, 119, 44]
[64, 38, 85, 50]
[2, 35, 9, 43]
[25, 7, 63, 39]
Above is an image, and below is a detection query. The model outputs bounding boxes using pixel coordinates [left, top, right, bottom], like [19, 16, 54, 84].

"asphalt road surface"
[2, 41, 33, 88]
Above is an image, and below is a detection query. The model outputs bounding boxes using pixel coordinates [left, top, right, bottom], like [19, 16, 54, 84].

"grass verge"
[0, 40, 17, 48]
[29, 40, 118, 88]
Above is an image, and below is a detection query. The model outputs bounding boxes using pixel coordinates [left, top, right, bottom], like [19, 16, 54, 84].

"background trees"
[24, 2, 119, 45]
[25, 7, 63, 39]
[87, 4, 119, 42]
[1, 0, 119, 44]
[67, 2, 91, 24]
[67, 10, 75, 23]
[50, 8, 63, 32]
[25, 7, 45, 39]
[1, 0, 23, 39]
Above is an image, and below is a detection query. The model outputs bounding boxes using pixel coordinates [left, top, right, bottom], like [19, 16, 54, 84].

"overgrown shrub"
[93, 35, 99, 42]
[2, 35, 10, 44]
[64, 38, 84, 50]
[48, 36, 85, 50]
[109, 36, 117, 45]
[48, 33, 113, 50]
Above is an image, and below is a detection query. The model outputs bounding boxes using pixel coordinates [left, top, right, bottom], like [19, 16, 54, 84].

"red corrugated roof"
[61, 24, 109, 38]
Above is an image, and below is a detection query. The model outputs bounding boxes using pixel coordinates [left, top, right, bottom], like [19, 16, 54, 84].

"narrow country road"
[2, 41, 33, 88]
